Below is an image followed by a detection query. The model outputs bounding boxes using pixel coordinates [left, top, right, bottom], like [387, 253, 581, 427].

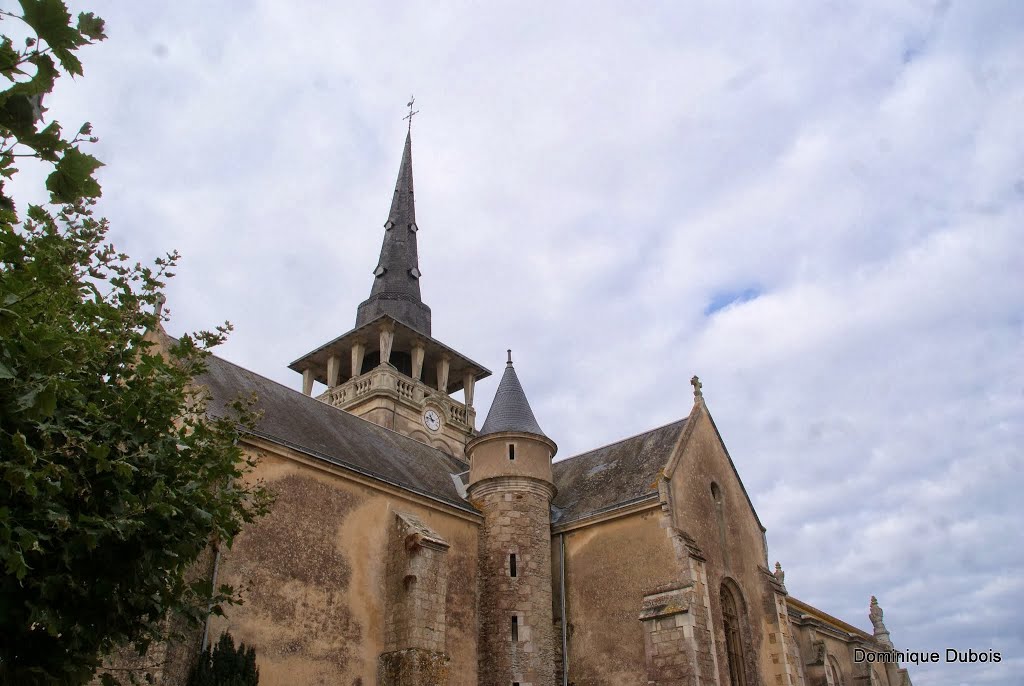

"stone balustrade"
[317, 365, 475, 430]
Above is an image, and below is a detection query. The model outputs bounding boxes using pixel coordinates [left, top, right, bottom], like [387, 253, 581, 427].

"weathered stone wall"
[666, 405, 773, 686]
[378, 511, 452, 684]
[207, 444, 480, 686]
[557, 508, 680, 685]
[765, 590, 805, 686]
[382, 512, 450, 654]
[788, 602, 911, 686]
[470, 477, 556, 686]
[639, 584, 702, 685]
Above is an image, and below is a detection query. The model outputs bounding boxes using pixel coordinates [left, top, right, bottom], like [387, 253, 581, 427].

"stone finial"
[690, 375, 703, 399]
[869, 595, 893, 648]
[869, 596, 884, 630]
[507, 349, 513, 365]
[154, 293, 167, 320]
[774, 561, 785, 586]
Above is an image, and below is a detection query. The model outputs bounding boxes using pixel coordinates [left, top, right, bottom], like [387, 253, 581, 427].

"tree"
[0, 3, 272, 684]
[187, 633, 260, 686]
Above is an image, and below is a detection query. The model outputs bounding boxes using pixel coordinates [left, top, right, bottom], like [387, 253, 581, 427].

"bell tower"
[289, 129, 490, 457]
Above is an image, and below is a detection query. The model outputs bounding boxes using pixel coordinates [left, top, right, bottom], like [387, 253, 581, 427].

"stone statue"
[869, 596, 894, 648]
[869, 596, 886, 633]
[774, 561, 785, 586]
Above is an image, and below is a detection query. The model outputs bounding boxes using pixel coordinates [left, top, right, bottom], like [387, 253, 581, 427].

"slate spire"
[355, 131, 432, 335]
[479, 350, 547, 437]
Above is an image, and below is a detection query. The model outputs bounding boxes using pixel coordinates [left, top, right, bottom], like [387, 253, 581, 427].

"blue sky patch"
[704, 287, 762, 316]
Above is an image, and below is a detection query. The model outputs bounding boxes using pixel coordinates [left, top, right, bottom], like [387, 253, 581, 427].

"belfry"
[288, 130, 490, 458]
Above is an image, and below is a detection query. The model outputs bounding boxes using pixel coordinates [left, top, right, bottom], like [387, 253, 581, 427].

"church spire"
[355, 130, 432, 335]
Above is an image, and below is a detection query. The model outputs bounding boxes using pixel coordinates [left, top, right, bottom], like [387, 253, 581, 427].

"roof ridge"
[555, 417, 688, 464]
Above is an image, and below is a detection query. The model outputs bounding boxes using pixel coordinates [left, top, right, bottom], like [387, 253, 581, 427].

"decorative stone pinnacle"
[868, 595, 893, 648]
[154, 293, 166, 319]
[774, 561, 785, 585]
[869, 596, 886, 631]
[690, 375, 703, 399]
[507, 349, 513, 366]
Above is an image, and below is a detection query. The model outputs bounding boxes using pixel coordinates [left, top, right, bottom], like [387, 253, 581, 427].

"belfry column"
[468, 352, 557, 686]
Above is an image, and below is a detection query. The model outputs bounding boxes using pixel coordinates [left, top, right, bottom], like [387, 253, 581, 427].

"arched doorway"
[720, 583, 746, 686]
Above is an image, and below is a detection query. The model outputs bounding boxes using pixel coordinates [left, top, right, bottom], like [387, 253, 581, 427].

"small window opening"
[513, 683, 520, 686]
[510, 553, 518, 578]
[508, 443, 515, 460]
[511, 615, 519, 642]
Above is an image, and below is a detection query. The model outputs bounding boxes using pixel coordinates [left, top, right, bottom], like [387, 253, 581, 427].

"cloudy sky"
[10, 1, 1023, 683]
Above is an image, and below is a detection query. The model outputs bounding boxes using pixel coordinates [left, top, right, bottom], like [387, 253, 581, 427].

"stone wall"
[664, 405, 772, 686]
[207, 443, 481, 685]
[471, 477, 556, 686]
[378, 511, 451, 683]
[556, 507, 681, 685]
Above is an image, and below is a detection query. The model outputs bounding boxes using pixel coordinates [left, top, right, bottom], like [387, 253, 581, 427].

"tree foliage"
[187, 633, 260, 686]
[0, 3, 272, 684]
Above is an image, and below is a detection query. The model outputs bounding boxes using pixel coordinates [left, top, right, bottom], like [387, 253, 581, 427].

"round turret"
[469, 351, 557, 686]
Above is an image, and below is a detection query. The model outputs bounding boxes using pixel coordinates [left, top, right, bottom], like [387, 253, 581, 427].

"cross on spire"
[403, 95, 419, 132]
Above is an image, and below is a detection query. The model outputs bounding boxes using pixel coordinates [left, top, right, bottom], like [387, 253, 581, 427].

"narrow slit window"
[511, 615, 519, 642]
[508, 443, 515, 460]
[510, 553, 518, 577]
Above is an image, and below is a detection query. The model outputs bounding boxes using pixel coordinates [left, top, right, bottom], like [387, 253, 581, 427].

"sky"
[8, 1, 1024, 684]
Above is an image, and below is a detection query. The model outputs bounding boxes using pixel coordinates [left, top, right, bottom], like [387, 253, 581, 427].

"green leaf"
[36, 386, 57, 417]
[20, 0, 86, 76]
[0, 37, 23, 79]
[46, 146, 103, 203]
[0, 359, 14, 379]
[77, 12, 106, 41]
[0, 93, 39, 136]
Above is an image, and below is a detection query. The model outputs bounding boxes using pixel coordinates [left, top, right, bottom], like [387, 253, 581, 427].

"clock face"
[423, 409, 441, 432]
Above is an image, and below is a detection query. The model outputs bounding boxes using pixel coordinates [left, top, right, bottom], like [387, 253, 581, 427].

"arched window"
[720, 583, 746, 686]
[826, 655, 844, 686]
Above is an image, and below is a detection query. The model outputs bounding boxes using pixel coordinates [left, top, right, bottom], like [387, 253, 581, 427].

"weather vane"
[403, 95, 419, 132]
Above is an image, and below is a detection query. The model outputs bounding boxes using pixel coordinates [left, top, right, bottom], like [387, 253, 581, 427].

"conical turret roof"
[479, 352, 547, 438]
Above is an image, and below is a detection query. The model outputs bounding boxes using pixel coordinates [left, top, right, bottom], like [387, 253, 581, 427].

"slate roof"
[551, 418, 688, 525]
[356, 130, 432, 335]
[195, 351, 476, 514]
[479, 359, 548, 438]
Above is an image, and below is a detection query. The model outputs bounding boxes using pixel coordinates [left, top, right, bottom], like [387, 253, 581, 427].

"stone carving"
[690, 375, 703, 399]
[379, 324, 395, 366]
[869, 596, 886, 633]
[869, 596, 894, 648]
[774, 561, 785, 586]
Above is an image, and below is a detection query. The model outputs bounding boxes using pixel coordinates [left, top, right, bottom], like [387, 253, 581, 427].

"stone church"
[158, 131, 916, 685]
